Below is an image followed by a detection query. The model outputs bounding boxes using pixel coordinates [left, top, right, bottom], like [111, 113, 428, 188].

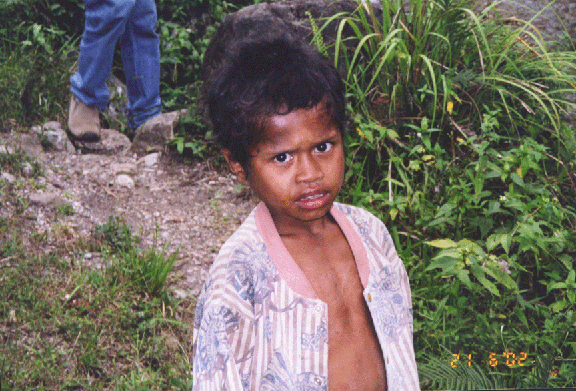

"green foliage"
[320, 0, 576, 137]
[56, 203, 75, 217]
[0, 24, 76, 125]
[95, 216, 139, 253]
[340, 113, 576, 386]
[319, 0, 576, 386]
[0, 215, 191, 389]
[0, 1, 82, 126]
[94, 216, 178, 297]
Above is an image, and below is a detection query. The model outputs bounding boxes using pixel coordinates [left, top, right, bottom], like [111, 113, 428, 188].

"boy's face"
[224, 102, 344, 230]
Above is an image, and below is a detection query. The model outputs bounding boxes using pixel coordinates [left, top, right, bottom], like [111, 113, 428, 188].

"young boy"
[192, 35, 420, 391]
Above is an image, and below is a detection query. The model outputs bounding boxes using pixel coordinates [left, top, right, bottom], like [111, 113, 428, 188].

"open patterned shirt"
[192, 202, 420, 391]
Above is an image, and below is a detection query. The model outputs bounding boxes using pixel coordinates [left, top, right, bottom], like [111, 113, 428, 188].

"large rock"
[41, 121, 75, 152]
[4, 131, 46, 161]
[130, 110, 187, 155]
[202, 0, 361, 79]
[72, 128, 132, 155]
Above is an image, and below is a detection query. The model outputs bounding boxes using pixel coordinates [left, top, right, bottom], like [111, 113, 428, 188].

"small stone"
[1, 172, 16, 183]
[143, 152, 161, 167]
[10, 133, 45, 159]
[115, 174, 135, 189]
[42, 121, 63, 131]
[22, 162, 34, 177]
[172, 289, 188, 299]
[111, 162, 138, 175]
[42, 128, 70, 151]
[29, 192, 67, 208]
[0, 145, 14, 154]
[73, 128, 131, 154]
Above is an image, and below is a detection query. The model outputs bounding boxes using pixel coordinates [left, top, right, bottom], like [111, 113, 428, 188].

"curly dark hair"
[204, 34, 348, 172]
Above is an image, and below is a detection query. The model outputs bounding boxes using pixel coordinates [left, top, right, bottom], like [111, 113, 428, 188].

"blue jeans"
[70, 0, 161, 129]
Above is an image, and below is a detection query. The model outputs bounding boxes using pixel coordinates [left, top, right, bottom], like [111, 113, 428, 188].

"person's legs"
[120, 0, 161, 130]
[69, 0, 136, 140]
[70, 0, 136, 110]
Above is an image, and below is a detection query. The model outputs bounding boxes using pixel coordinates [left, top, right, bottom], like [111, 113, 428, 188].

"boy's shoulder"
[212, 205, 270, 267]
[198, 205, 278, 310]
[333, 201, 378, 221]
[332, 202, 392, 242]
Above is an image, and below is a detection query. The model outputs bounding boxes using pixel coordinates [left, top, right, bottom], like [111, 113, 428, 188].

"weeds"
[0, 214, 192, 389]
[0, 148, 42, 178]
[314, 0, 576, 387]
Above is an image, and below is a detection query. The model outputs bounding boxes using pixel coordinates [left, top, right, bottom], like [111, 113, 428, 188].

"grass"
[0, 165, 194, 390]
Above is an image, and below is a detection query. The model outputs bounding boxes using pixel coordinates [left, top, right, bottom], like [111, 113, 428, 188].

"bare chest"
[282, 235, 387, 390]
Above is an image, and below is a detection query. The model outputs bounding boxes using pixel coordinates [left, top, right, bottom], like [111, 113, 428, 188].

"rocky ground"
[0, 121, 258, 300]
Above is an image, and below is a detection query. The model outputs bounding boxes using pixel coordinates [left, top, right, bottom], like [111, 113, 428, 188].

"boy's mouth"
[295, 191, 330, 209]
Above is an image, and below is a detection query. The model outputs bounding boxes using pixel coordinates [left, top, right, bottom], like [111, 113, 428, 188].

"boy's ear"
[222, 149, 248, 184]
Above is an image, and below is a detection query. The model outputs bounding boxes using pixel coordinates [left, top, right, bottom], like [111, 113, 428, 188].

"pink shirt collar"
[254, 202, 370, 299]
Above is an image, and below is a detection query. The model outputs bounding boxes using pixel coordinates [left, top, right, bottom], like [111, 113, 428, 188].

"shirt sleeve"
[192, 280, 255, 391]
[361, 208, 421, 390]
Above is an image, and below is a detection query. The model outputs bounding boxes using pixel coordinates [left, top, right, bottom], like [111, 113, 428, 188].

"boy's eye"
[273, 152, 292, 163]
[315, 142, 333, 153]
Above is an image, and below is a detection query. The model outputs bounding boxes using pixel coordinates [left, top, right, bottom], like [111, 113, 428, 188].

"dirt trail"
[1, 129, 257, 299]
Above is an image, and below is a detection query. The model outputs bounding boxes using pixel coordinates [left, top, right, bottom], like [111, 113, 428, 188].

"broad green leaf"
[513, 306, 529, 326]
[455, 269, 472, 288]
[457, 239, 480, 252]
[550, 300, 568, 312]
[426, 239, 457, 249]
[568, 290, 575, 304]
[486, 234, 499, 252]
[435, 203, 456, 218]
[426, 257, 458, 271]
[501, 234, 512, 255]
[484, 200, 501, 216]
[487, 233, 511, 254]
[510, 172, 524, 188]
[471, 264, 500, 296]
[558, 254, 572, 272]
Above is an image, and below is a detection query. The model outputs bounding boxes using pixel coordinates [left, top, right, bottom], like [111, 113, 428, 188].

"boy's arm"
[192, 286, 254, 391]
[362, 208, 421, 390]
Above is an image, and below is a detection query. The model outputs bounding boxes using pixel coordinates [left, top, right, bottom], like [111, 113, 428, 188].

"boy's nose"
[296, 154, 323, 183]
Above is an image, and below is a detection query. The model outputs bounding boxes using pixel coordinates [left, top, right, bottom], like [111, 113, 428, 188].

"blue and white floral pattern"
[195, 306, 239, 374]
[301, 322, 328, 351]
[261, 350, 327, 391]
[370, 266, 411, 342]
[227, 240, 276, 306]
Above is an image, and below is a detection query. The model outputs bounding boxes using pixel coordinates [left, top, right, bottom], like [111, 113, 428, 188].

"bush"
[314, 0, 576, 387]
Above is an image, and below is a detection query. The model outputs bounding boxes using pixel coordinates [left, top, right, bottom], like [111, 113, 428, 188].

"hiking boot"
[67, 96, 101, 142]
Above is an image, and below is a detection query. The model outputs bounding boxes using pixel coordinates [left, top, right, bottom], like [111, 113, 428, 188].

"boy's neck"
[272, 211, 336, 239]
